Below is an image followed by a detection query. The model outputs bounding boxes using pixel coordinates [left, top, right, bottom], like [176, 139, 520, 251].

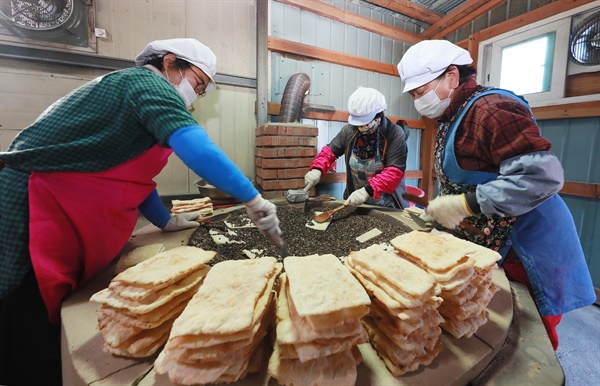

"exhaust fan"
[569, 9, 600, 66]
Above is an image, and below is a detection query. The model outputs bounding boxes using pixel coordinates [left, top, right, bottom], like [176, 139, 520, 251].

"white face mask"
[167, 68, 198, 107]
[414, 76, 453, 119]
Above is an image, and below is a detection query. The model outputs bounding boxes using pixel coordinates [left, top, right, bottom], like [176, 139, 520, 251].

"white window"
[478, 3, 600, 107]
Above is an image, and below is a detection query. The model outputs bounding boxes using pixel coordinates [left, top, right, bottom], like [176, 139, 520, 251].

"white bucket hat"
[397, 40, 473, 93]
[135, 38, 217, 93]
[347, 87, 387, 126]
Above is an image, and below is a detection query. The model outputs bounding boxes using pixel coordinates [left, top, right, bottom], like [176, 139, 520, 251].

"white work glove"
[422, 193, 472, 229]
[162, 212, 201, 232]
[303, 169, 322, 192]
[344, 187, 370, 207]
[245, 194, 282, 237]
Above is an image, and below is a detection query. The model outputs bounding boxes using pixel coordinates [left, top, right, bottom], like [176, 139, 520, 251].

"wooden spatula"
[313, 204, 347, 223]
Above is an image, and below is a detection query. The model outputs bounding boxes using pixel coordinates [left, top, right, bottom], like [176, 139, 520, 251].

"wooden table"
[61, 204, 563, 386]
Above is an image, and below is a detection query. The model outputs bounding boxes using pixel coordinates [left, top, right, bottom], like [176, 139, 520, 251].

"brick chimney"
[255, 122, 318, 199]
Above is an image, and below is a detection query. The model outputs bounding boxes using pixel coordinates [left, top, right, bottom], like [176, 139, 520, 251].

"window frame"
[477, 2, 600, 108]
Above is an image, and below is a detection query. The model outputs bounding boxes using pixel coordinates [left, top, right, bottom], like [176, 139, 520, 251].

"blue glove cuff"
[169, 125, 259, 202]
[138, 189, 170, 228]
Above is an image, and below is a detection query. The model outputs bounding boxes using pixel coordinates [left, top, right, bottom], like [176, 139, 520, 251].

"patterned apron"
[28, 144, 172, 323]
[349, 132, 395, 207]
[436, 88, 595, 316]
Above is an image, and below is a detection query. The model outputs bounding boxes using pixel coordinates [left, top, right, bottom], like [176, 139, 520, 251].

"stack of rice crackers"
[391, 231, 501, 339]
[90, 246, 214, 358]
[154, 257, 282, 385]
[346, 244, 444, 376]
[268, 254, 370, 385]
[171, 197, 213, 217]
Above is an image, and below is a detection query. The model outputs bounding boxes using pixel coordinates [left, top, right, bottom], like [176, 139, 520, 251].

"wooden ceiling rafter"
[276, 0, 422, 45]
[363, 0, 443, 25]
[421, 0, 508, 39]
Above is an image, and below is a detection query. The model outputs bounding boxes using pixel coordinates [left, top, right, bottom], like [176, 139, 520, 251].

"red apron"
[28, 144, 173, 323]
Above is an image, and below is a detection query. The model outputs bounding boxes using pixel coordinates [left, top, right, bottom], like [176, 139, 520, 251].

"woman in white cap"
[0, 38, 281, 385]
[303, 87, 409, 209]
[397, 39, 595, 350]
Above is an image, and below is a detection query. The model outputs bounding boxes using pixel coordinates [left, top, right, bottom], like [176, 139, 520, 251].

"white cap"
[347, 87, 387, 126]
[397, 40, 472, 93]
[135, 38, 217, 93]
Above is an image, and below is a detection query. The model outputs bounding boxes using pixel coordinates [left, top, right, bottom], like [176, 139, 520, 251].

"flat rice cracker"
[268, 343, 358, 386]
[102, 314, 177, 358]
[169, 300, 275, 364]
[276, 274, 365, 344]
[170, 257, 282, 338]
[369, 298, 444, 337]
[441, 283, 478, 306]
[348, 244, 438, 298]
[362, 316, 443, 377]
[439, 284, 501, 321]
[441, 310, 489, 339]
[154, 300, 275, 385]
[155, 326, 264, 386]
[110, 265, 210, 304]
[435, 233, 502, 270]
[109, 246, 215, 290]
[391, 231, 476, 272]
[346, 264, 430, 309]
[90, 268, 206, 314]
[283, 254, 371, 324]
[114, 243, 165, 275]
[98, 299, 187, 330]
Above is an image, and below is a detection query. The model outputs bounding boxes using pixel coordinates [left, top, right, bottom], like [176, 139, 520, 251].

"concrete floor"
[555, 304, 600, 386]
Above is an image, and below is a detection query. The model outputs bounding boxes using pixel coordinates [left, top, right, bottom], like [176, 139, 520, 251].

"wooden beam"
[423, 0, 506, 39]
[457, 0, 596, 46]
[321, 170, 423, 184]
[268, 36, 398, 76]
[364, 0, 443, 25]
[420, 117, 438, 200]
[267, 101, 425, 129]
[277, 0, 421, 45]
[561, 181, 600, 199]
[532, 101, 600, 120]
[565, 72, 600, 98]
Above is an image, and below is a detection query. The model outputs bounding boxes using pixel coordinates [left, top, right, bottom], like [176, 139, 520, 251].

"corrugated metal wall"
[271, 0, 599, 288]
[270, 0, 424, 194]
[539, 118, 600, 287]
[0, 0, 258, 196]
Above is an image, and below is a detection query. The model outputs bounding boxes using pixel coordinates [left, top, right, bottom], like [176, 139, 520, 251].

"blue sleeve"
[169, 125, 259, 202]
[138, 189, 170, 228]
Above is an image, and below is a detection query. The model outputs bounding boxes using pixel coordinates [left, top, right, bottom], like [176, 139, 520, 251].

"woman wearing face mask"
[303, 87, 410, 209]
[0, 38, 281, 386]
[397, 40, 595, 350]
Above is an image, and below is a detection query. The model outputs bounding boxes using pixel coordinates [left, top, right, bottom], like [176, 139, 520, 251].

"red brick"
[256, 157, 313, 169]
[256, 177, 304, 190]
[256, 124, 318, 137]
[255, 147, 317, 158]
[255, 167, 278, 179]
[255, 136, 318, 147]
[259, 190, 287, 199]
